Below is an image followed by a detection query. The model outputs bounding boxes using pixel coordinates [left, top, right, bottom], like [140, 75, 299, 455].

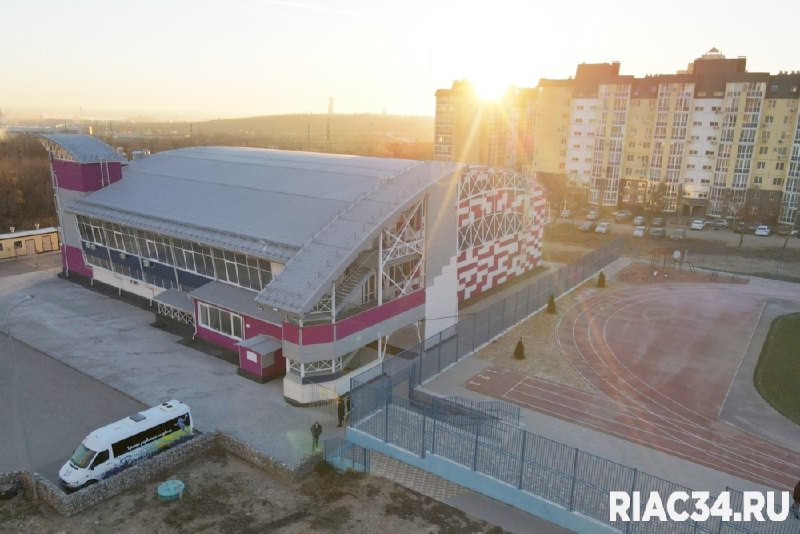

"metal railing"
[350, 384, 793, 533]
[346, 238, 795, 533]
[323, 437, 370, 474]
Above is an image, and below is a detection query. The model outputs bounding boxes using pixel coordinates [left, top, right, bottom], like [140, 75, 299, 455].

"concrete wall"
[424, 172, 459, 338]
[0, 432, 321, 517]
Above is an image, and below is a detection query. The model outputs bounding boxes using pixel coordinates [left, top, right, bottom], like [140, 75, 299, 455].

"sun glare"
[473, 77, 513, 101]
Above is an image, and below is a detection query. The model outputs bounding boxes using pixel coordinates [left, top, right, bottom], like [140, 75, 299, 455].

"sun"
[472, 75, 514, 101]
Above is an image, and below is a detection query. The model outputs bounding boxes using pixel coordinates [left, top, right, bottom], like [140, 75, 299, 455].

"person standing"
[310, 421, 322, 451]
[791, 479, 800, 519]
[337, 398, 345, 427]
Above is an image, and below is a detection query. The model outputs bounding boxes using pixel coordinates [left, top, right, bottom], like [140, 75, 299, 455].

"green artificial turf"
[753, 313, 800, 425]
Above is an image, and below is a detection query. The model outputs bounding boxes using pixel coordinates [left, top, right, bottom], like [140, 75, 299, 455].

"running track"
[466, 282, 800, 491]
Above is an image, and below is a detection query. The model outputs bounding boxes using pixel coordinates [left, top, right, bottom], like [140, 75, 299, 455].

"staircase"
[335, 249, 377, 304]
[335, 266, 372, 303]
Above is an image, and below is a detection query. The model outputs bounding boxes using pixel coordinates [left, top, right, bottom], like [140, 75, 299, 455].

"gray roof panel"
[190, 281, 284, 324]
[256, 161, 464, 315]
[152, 288, 194, 313]
[67, 146, 424, 256]
[40, 134, 128, 164]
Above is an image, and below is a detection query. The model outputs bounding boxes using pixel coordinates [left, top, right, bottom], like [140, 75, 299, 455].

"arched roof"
[40, 134, 128, 164]
[58, 137, 464, 314]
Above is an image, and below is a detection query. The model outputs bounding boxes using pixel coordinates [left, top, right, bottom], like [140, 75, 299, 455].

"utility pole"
[326, 96, 334, 153]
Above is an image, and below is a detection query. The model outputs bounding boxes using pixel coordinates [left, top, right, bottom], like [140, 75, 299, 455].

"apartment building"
[434, 49, 800, 226]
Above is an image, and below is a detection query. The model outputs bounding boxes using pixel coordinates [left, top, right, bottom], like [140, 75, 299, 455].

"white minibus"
[59, 400, 193, 489]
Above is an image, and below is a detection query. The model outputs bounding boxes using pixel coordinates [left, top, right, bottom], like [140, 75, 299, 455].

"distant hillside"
[88, 113, 433, 161]
[197, 113, 434, 158]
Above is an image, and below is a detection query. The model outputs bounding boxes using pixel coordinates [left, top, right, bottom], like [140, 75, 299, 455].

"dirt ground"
[0, 450, 507, 534]
[475, 233, 757, 392]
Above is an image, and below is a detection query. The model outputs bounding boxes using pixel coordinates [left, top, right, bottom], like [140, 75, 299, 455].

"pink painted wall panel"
[243, 315, 282, 340]
[283, 321, 299, 344]
[52, 160, 122, 193]
[336, 290, 425, 339]
[238, 347, 262, 377]
[62, 244, 92, 278]
[301, 323, 334, 344]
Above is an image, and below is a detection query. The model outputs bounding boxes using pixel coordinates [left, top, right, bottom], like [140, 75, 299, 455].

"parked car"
[690, 219, 706, 230]
[633, 216, 646, 226]
[706, 219, 729, 228]
[670, 229, 686, 241]
[776, 225, 793, 236]
[595, 222, 611, 234]
[579, 221, 597, 232]
[560, 209, 573, 219]
[613, 210, 632, 222]
[647, 227, 666, 238]
[585, 210, 599, 221]
[632, 225, 646, 237]
[651, 217, 665, 227]
[754, 225, 771, 236]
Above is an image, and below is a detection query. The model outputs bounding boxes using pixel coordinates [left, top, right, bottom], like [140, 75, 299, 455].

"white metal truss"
[289, 356, 343, 377]
[458, 169, 529, 201]
[157, 302, 195, 326]
[379, 198, 425, 303]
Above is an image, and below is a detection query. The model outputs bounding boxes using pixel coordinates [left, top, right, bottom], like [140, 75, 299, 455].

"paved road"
[0, 336, 145, 482]
[0, 270, 344, 481]
[0, 250, 61, 277]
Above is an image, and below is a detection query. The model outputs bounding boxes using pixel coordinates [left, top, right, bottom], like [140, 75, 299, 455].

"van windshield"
[70, 444, 97, 469]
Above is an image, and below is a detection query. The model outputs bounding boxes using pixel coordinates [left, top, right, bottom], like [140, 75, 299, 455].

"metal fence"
[345, 238, 797, 533]
[323, 437, 370, 473]
[350, 384, 794, 534]
[358, 236, 625, 391]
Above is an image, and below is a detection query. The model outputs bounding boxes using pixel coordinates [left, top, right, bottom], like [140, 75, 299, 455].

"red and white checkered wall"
[456, 168, 545, 302]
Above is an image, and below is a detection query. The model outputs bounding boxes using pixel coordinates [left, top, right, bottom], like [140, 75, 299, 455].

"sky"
[2, 0, 800, 121]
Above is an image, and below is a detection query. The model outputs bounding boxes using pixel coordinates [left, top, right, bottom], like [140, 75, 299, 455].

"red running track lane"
[465, 283, 800, 491]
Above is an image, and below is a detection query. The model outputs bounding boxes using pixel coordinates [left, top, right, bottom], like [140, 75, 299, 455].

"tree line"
[0, 135, 55, 233]
[0, 126, 434, 235]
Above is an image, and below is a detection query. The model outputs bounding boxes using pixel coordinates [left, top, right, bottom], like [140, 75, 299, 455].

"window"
[776, 162, 785, 171]
[764, 116, 774, 124]
[773, 178, 784, 186]
[759, 146, 768, 155]
[769, 192, 779, 201]
[753, 176, 763, 184]
[90, 450, 109, 470]
[756, 162, 766, 170]
[14, 241, 22, 249]
[0, 243, 3, 252]
[198, 302, 243, 340]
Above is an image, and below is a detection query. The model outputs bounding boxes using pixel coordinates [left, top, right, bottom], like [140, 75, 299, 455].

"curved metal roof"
[39, 134, 128, 164]
[255, 161, 464, 316]
[62, 142, 464, 316]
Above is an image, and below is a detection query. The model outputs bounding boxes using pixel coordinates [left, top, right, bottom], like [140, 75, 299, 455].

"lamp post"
[3, 294, 36, 498]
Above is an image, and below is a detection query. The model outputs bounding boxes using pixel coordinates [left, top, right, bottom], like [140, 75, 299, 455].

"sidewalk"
[422, 356, 777, 495]
[0, 271, 345, 471]
[369, 451, 572, 534]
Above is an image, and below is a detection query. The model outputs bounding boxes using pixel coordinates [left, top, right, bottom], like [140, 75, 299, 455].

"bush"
[598, 271, 606, 288]
[547, 294, 556, 314]
[513, 339, 525, 360]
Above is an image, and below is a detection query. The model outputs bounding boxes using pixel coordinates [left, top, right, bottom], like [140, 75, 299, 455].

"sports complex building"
[40, 134, 545, 404]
